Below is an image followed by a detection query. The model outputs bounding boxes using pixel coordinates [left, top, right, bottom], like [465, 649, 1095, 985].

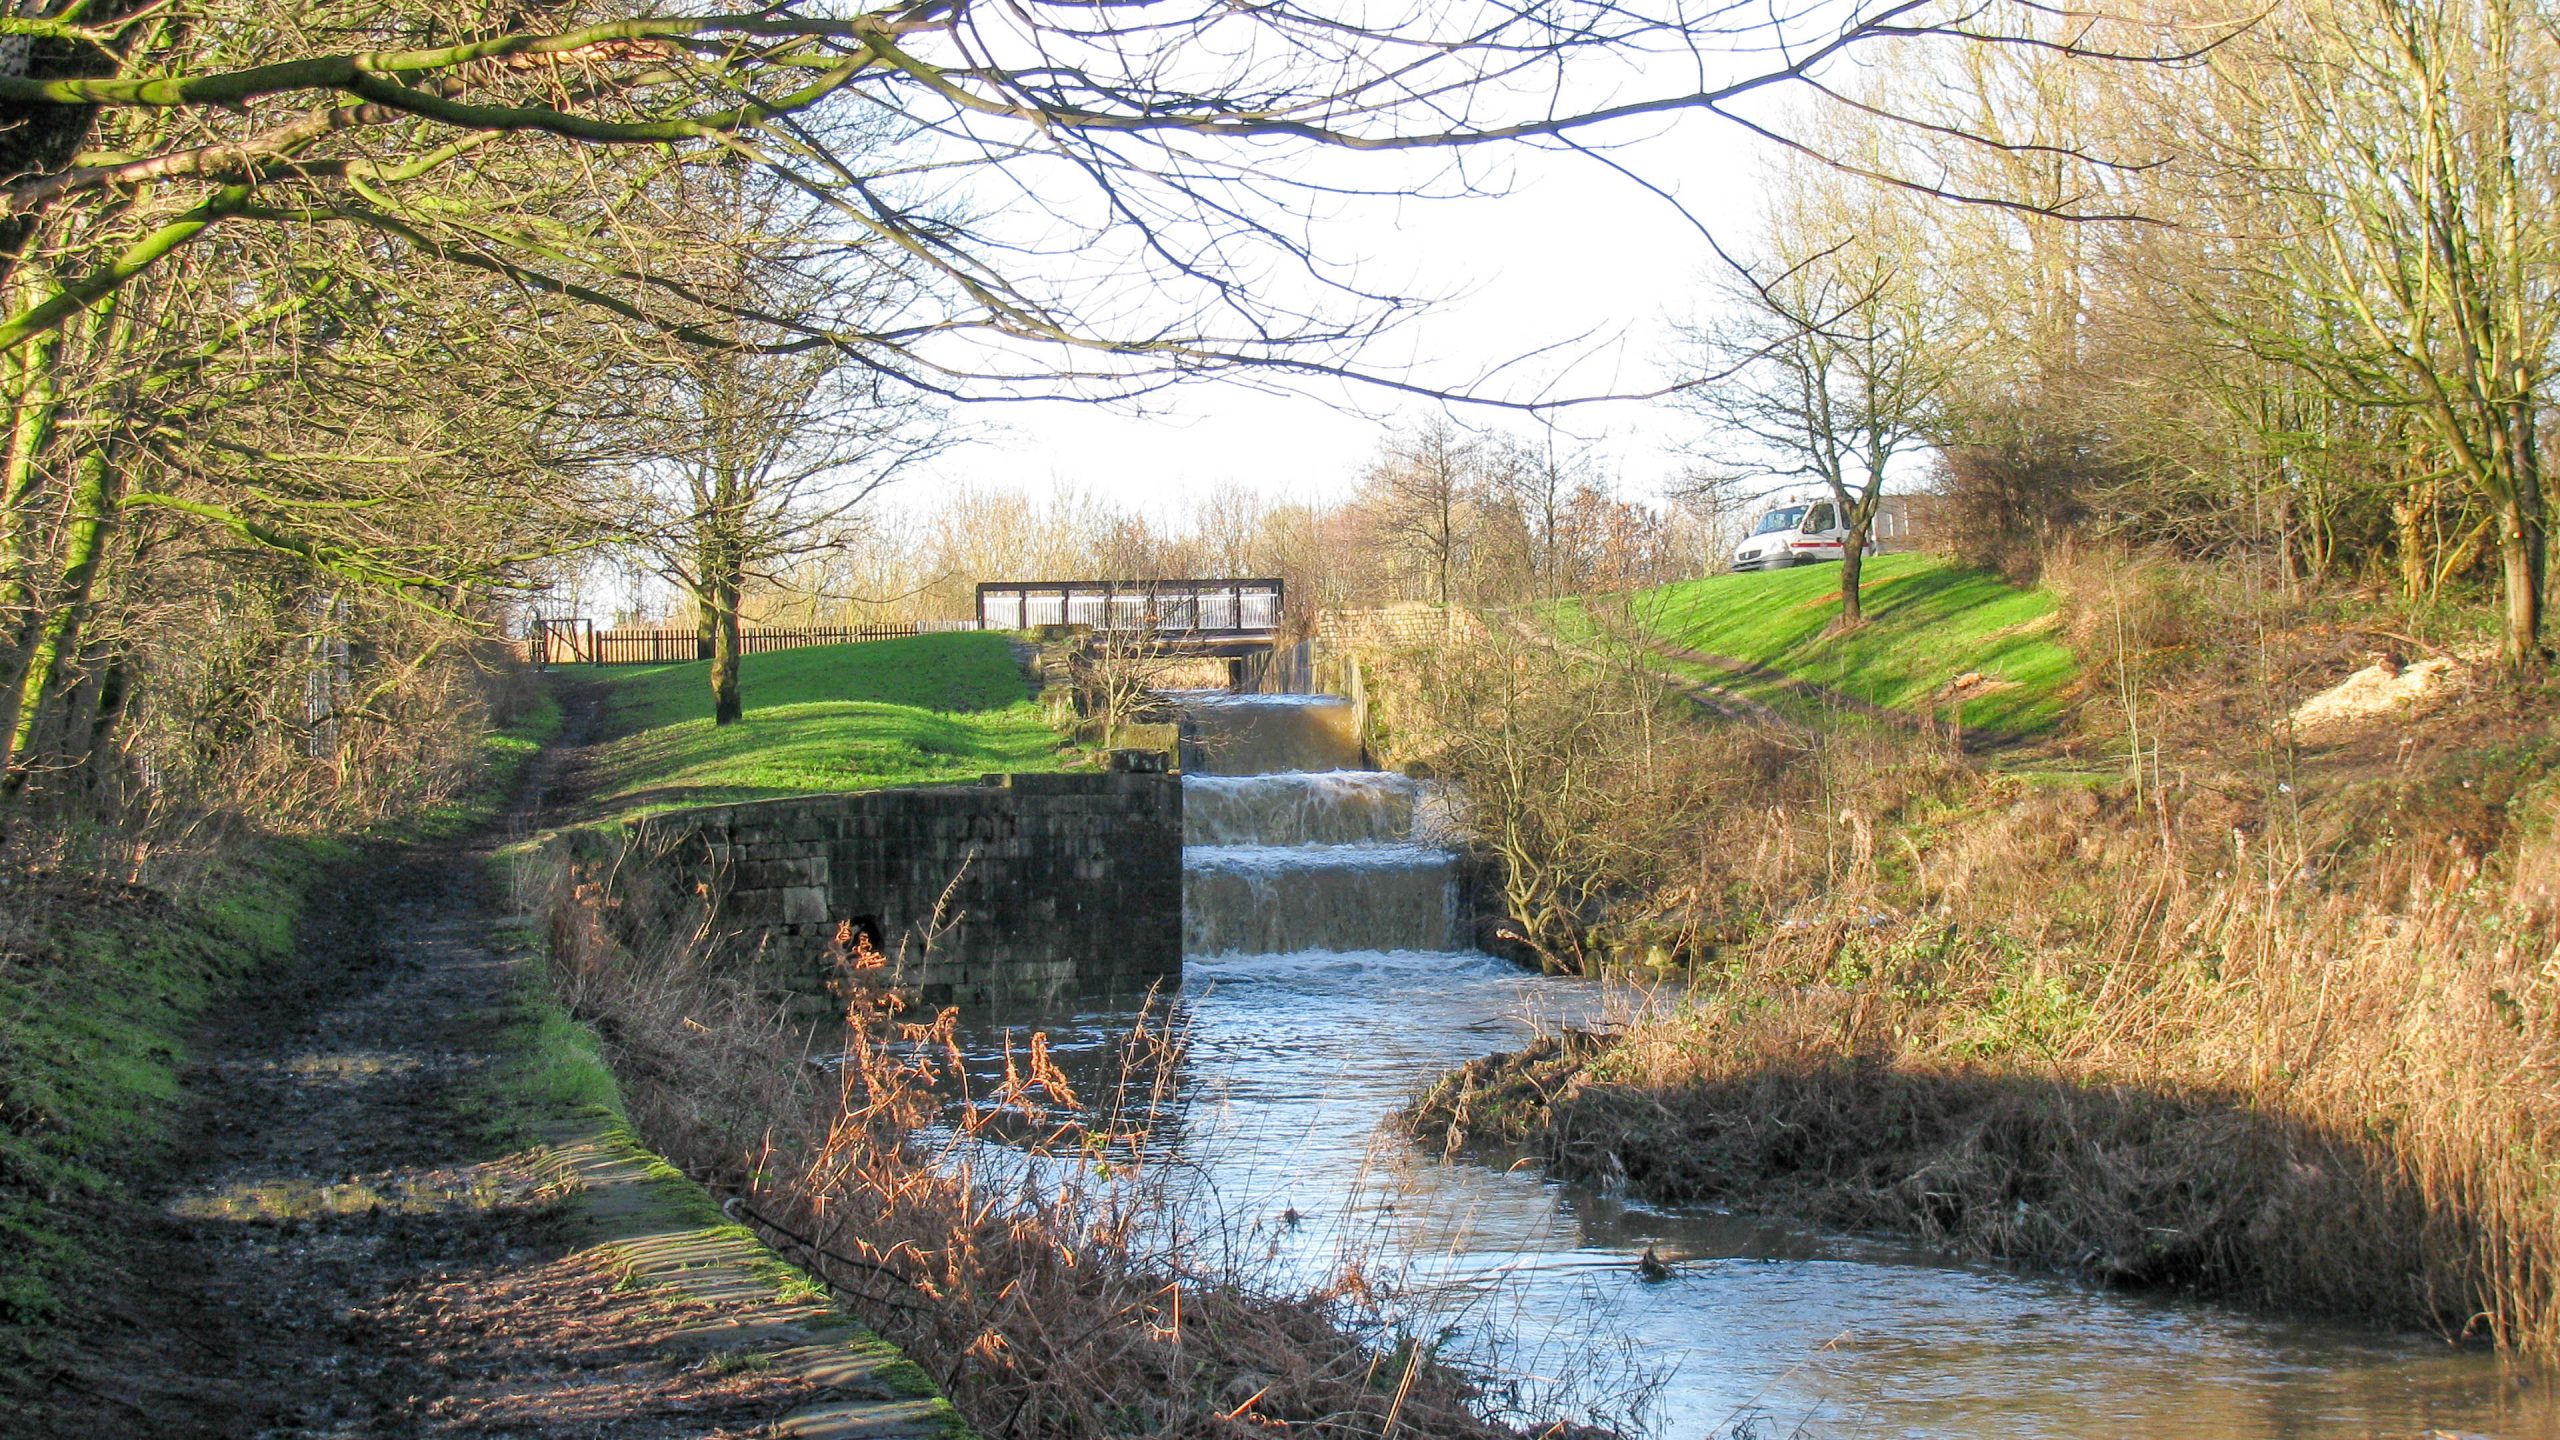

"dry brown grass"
[1411, 558, 2560, 1352]
[1366, 620, 1964, 971]
[1421, 835, 2560, 1344]
[532, 855, 1548, 1440]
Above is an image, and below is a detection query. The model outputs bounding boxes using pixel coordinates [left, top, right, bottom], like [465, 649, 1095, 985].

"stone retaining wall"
[572, 772, 1182, 1008]
[1315, 603, 1486, 651]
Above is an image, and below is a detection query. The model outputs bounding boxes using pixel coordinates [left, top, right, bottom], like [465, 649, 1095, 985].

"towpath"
[30, 703, 962, 1439]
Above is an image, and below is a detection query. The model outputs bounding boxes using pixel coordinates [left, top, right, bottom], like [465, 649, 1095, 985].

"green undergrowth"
[464, 920, 736, 1236]
[461, 924, 627, 1154]
[470, 941, 830, 1295]
[0, 848, 301, 1378]
[1571, 553, 2080, 734]
[395, 687, 562, 844]
[0, 691, 559, 1393]
[572, 632, 1078, 813]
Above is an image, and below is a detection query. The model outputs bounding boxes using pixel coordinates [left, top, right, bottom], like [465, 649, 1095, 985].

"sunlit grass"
[574, 632, 1077, 812]
[1566, 553, 2080, 734]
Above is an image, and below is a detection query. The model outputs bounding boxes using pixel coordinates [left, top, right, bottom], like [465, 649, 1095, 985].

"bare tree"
[638, 355, 948, 725]
[1677, 159, 1958, 626]
[620, 171, 951, 724]
[1756, 0, 2559, 660]
[1479, 428, 1603, 598]
[1362, 418, 1482, 606]
[1404, 621, 1711, 969]
[2183, 0, 2560, 662]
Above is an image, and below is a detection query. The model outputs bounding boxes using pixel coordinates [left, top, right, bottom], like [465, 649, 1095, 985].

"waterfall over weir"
[1184, 772, 1419, 847]
[1185, 843, 1458, 957]
[1176, 693, 1463, 959]
[1176, 691, 1363, 775]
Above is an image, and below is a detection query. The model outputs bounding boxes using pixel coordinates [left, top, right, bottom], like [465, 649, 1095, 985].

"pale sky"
[904, 115, 1768, 520]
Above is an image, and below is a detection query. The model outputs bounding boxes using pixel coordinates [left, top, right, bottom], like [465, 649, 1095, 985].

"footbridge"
[974, 578, 1284, 657]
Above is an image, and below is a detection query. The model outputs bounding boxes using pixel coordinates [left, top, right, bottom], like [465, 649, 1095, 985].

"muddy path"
[26, 686, 834, 1438]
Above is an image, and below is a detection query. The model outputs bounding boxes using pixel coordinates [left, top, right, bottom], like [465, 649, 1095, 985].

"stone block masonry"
[579, 772, 1182, 1009]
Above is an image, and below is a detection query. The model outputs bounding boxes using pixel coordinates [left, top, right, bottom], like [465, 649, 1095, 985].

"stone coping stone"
[625, 771, 1172, 831]
[523, 1110, 976, 1440]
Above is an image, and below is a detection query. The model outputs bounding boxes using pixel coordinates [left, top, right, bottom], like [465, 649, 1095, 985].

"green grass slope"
[576, 631, 1075, 812]
[1611, 553, 2080, 734]
[0, 857, 300, 1377]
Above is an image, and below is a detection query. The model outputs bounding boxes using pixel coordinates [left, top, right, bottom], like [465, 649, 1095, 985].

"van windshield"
[1751, 506, 1808, 536]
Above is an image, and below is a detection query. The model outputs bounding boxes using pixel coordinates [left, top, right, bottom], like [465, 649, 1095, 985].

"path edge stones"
[481, 873, 978, 1440]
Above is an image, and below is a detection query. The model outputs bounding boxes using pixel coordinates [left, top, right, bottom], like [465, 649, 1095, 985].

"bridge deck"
[974, 578, 1283, 641]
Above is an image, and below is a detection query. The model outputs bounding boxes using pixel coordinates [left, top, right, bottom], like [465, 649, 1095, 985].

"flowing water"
[1176, 689, 1366, 774]
[953, 693, 2559, 1438]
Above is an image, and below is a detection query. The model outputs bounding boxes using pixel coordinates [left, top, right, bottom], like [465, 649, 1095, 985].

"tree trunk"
[1435, 514, 1453, 608]
[2497, 494, 2544, 666]
[80, 648, 133, 799]
[1837, 475, 1881, 630]
[2393, 482, 2430, 606]
[1838, 541, 1866, 628]
[2, 440, 120, 795]
[0, 316, 64, 703]
[710, 573, 743, 725]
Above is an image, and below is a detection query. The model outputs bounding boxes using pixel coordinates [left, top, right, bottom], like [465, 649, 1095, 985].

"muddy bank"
[1407, 1022, 2494, 1337]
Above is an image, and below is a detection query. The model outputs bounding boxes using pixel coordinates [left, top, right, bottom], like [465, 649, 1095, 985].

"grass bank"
[0, 687, 559, 1395]
[1412, 556, 2560, 1350]
[0, 847, 306, 1384]
[1568, 552, 2079, 734]
[572, 632, 1075, 813]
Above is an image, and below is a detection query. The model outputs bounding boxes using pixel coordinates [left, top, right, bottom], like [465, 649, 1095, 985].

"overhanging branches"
[0, 0, 2209, 408]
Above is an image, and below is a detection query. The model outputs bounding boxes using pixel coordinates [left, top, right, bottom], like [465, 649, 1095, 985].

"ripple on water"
[959, 946, 2559, 1439]
[1032, 715, 2559, 1436]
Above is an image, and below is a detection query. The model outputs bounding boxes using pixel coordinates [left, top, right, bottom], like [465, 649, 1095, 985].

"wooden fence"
[531, 618, 979, 667]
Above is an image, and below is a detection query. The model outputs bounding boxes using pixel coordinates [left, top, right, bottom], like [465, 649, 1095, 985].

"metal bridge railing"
[973, 578, 1283, 636]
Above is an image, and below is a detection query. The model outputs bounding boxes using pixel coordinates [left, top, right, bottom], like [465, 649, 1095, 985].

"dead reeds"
[1417, 727, 2560, 1351]
[529, 851, 1539, 1439]
[1406, 552, 2560, 1353]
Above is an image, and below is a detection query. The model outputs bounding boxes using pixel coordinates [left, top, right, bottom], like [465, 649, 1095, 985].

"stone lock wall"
[587, 772, 1182, 1008]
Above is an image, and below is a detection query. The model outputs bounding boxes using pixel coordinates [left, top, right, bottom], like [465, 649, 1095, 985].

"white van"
[1729, 491, 1917, 572]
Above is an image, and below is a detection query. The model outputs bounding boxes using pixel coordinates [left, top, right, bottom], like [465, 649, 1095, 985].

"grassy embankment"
[1425, 554, 2560, 1351]
[1562, 551, 2081, 736]
[475, 637, 1068, 1173]
[0, 691, 560, 1391]
[573, 630, 1075, 812]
